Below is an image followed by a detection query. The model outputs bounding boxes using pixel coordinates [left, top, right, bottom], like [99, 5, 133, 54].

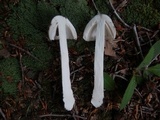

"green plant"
[120, 40, 160, 110]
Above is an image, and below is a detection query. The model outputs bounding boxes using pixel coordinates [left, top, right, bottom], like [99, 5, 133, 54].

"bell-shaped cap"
[49, 15, 77, 40]
[83, 14, 116, 41]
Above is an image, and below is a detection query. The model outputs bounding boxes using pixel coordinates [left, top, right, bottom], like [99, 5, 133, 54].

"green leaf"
[138, 41, 160, 69]
[120, 75, 137, 110]
[147, 64, 160, 76]
[104, 72, 115, 91]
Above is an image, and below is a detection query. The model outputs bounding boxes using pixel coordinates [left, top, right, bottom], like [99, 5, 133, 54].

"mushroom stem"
[91, 16, 105, 107]
[83, 14, 116, 108]
[58, 22, 75, 111]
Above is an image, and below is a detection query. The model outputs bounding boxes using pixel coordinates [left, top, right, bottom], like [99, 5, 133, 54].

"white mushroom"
[83, 14, 116, 107]
[49, 15, 77, 110]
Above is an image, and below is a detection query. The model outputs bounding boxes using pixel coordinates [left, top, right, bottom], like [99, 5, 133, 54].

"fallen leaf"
[104, 39, 117, 57]
[146, 93, 152, 104]
[114, 20, 125, 32]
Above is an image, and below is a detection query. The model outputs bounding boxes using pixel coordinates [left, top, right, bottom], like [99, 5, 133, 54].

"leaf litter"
[0, 0, 160, 119]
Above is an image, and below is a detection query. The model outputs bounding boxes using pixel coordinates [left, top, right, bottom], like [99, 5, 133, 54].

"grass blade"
[104, 72, 115, 91]
[138, 41, 160, 69]
[147, 64, 160, 77]
[120, 75, 137, 110]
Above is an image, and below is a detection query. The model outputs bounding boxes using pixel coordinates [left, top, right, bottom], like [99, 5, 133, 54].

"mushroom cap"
[49, 15, 77, 40]
[83, 14, 116, 41]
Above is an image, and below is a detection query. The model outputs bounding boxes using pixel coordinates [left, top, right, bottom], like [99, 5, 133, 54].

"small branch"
[39, 113, 87, 120]
[146, 32, 152, 47]
[39, 114, 71, 118]
[92, 0, 100, 13]
[108, 0, 131, 29]
[140, 34, 154, 46]
[19, 53, 25, 84]
[113, 64, 118, 80]
[147, 55, 159, 68]
[114, 74, 128, 81]
[135, 88, 143, 98]
[0, 108, 6, 120]
[133, 24, 144, 59]
[9, 43, 42, 62]
[70, 66, 85, 75]
[151, 30, 159, 39]
[137, 26, 153, 32]
[73, 114, 87, 120]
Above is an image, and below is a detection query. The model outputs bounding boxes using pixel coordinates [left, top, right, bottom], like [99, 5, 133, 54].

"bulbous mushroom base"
[63, 91, 75, 111]
[91, 96, 103, 108]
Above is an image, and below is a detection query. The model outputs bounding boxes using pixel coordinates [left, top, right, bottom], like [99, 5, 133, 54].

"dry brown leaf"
[146, 93, 153, 104]
[135, 104, 139, 120]
[104, 39, 117, 57]
[114, 20, 126, 32]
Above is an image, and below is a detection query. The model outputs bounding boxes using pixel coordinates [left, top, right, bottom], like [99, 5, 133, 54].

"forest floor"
[0, 0, 160, 120]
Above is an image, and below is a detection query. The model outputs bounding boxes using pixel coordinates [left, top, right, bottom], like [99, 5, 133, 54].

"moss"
[6, 0, 108, 71]
[7, 0, 57, 70]
[122, 0, 160, 27]
[95, 0, 109, 14]
[0, 58, 21, 94]
[7, 0, 94, 39]
[22, 42, 53, 70]
[4, 0, 110, 92]
[59, 0, 92, 32]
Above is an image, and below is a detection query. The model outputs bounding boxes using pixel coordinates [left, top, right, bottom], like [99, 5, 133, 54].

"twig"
[73, 114, 87, 120]
[137, 26, 153, 32]
[140, 38, 154, 47]
[108, 0, 131, 29]
[146, 32, 152, 47]
[0, 108, 6, 120]
[133, 24, 144, 59]
[92, 0, 100, 13]
[115, 0, 127, 11]
[147, 55, 159, 68]
[140, 106, 143, 119]
[9, 43, 42, 62]
[151, 30, 159, 39]
[39, 114, 71, 118]
[141, 106, 154, 111]
[156, 88, 160, 93]
[19, 53, 25, 84]
[39, 113, 87, 120]
[71, 105, 87, 120]
[70, 66, 85, 75]
[71, 72, 76, 83]
[114, 74, 128, 81]
[113, 64, 118, 80]
[135, 88, 143, 98]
